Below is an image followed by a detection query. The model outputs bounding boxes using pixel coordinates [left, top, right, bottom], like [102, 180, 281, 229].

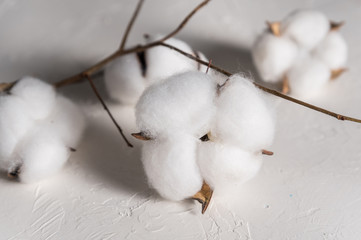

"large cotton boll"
[136, 71, 217, 138]
[281, 10, 329, 50]
[47, 96, 86, 148]
[312, 31, 347, 69]
[13, 127, 69, 183]
[287, 56, 331, 98]
[10, 76, 56, 120]
[141, 134, 203, 201]
[104, 53, 146, 105]
[213, 75, 275, 151]
[145, 35, 201, 84]
[252, 32, 298, 82]
[198, 141, 263, 191]
[0, 95, 33, 163]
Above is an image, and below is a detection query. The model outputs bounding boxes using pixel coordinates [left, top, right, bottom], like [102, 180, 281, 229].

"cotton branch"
[85, 75, 133, 147]
[158, 42, 361, 124]
[54, 0, 210, 88]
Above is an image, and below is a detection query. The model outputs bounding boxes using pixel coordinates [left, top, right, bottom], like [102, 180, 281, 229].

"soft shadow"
[76, 105, 149, 196]
[184, 38, 282, 91]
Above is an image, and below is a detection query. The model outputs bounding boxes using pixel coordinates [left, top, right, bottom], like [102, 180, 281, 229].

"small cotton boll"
[11, 76, 56, 120]
[141, 134, 203, 201]
[252, 32, 298, 82]
[104, 53, 146, 105]
[136, 71, 217, 138]
[287, 56, 331, 98]
[13, 127, 69, 183]
[0, 95, 33, 163]
[145, 35, 201, 84]
[214, 75, 275, 151]
[198, 141, 263, 191]
[312, 31, 348, 69]
[281, 10, 329, 49]
[47, 96, 86, 148]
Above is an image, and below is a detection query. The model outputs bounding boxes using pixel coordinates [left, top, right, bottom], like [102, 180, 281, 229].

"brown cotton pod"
[192, 181, 213, 214]
[266, 21, 281, 36]
[330, 68, 347, 80]
[330, 21, 345, 31]
[131, 132, 152, 141]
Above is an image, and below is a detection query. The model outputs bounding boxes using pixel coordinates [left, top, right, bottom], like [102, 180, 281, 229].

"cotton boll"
[281, 10, 329, 49]
[198, 141, 263, 191]
[287, 56, 331, 98]
[104, 53, 146, 105]
[10, 76, 56, 120]
[47, 96, 86, 148]
[145, 35, 201, 84]
[0, 95, 33, 163]
[252, 32, 298, 82]
[12, 127, 69, 183]
[141, 134, 203, 201]
[136, 71, 217, 138]
[214, 75, 275, 151]
[312, 31, 347, 69]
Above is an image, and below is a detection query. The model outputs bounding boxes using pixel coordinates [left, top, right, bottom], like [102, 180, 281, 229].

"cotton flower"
[213, 75, 275, 151]
[141, 134, 203, 201]
[135, 71, 217, 139]
[281, 10, 329, 50]
[198, 142, 263, 191]
[0, 76, 86, 182]
[252, 9, 347, 97]
[134, 71, 276, 212]
[104, 35, 208, 105]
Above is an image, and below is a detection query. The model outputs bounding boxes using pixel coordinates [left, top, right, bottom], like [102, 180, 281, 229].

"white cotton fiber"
[198, 141, 262, 191]
[136, 71, 217, 138]
[213, 75, 275, 151]
[0, 95, 33, 163]
[287, 56, 331, 98]
[12, 127, 69, 183]
[47, 96, 86, 148]
[104, 53, 146, 105]
[281, 10, 329, 49]
[10, 76, 56, 120]
[312, 31, 347, 69]
[252, 32, 298, 82]
[145, 34, 201, 84]
[141, 134, 203, 201]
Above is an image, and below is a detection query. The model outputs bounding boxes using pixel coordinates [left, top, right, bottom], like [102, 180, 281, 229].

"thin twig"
[156, 0, 210, 43]
[119, 0, 145, 51]
[55, 0, 210, 88]
[158, 42, 361, 124]
[85, 75, 133, 147]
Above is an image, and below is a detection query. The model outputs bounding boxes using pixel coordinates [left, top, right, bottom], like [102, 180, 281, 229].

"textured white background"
[1, 0, 361, 239]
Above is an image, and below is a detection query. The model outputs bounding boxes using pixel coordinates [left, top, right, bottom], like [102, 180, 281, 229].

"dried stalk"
[86, 75, 133, 147]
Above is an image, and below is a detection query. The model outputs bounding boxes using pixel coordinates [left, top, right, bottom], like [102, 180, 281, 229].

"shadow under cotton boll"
[78, 104, 149, 195]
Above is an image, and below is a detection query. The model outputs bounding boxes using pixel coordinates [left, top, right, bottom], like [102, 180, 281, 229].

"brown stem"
[262, 149, 274, 156]
[54, 0, 210, 88]
[158, 42, 361, 124]
[85, 75, 133, 147]
[119, 0, 145, 51]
